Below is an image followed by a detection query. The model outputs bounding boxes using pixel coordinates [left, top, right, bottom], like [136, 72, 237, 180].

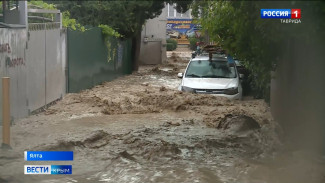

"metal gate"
[26, 23, 67, 112]
[67, 28, 133, 93]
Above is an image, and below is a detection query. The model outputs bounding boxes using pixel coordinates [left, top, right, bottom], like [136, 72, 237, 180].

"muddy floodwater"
[0, 52, 324, 183]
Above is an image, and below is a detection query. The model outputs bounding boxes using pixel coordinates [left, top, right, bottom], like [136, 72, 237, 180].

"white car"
[178, 56, 243, 100]
[167, 31, 179, 39]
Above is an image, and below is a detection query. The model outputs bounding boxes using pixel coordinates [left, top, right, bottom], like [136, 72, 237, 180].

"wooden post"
[2, 77, 11, 148]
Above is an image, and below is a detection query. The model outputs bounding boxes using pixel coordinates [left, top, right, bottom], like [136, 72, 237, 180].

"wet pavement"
[0, 52, 324, 183]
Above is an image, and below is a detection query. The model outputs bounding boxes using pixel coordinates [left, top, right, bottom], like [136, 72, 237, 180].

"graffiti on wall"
[0, 43, 12, 53]
[6, 57, 25, 67]
[0, 43, 25, 68]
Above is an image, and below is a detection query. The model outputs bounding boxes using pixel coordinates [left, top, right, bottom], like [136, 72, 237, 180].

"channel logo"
[24, 165, 72, 175]
[24, 165, 51, 175]
[261, 9, 301, 19]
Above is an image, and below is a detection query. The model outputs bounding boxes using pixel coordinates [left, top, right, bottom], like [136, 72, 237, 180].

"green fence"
[67, 27, 132, 93]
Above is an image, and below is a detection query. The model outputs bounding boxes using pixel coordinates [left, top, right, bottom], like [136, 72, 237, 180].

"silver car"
[178, 56, 243, 100]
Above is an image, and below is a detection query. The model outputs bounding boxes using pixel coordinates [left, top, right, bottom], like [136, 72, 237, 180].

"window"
[186, 60, 237, 78]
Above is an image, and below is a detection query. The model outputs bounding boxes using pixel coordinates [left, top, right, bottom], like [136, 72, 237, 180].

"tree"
[47, 0, 192, 71]
[192, 0, 325, 101]
[27, 1, 86, 31]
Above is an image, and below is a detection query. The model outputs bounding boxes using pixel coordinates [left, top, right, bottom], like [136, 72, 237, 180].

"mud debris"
[204, 114, 261, 133]
[35, 130, 113, 151]
[162, 121, 181, 127]
[0, 51, 302, 183]
[159, 86, 167, 91]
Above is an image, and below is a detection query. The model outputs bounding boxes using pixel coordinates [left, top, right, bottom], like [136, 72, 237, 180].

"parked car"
[185, 29, 196, 38]
[177, 56, 243, 100]
[167, 31, 179, 39]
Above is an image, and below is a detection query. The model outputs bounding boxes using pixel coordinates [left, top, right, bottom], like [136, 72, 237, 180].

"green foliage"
[28, 1, 86, 31]
[166, 39, 177, 51]
[188, 37, 199, 51]
[28, 1, 121, 36]
[29, 0, 56, 10]
[98, 24, 121, 63]
[98, 24, 121, 39]
[62, 11, 85, 31]
[166, 43, 174, 51]
[50, 1, 163, 38]
[28, 1, 56, 22]
[167, 0, 192, 13]
[46, 0, 192, 71]
[192, 0, 325, 102]
[49, 1, 192, 39]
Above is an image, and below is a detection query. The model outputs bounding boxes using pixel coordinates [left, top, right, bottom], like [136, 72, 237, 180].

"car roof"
[191, 56, 228, 62]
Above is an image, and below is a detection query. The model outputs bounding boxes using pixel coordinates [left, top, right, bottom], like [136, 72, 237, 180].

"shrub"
[189, 37, 199, 51]
[166, 39, 177, 51]
[167, 43, 174, 51]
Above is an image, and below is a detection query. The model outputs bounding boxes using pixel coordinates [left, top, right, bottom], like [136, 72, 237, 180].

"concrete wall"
[26, 25, 66, 112]
[44, 29, 66, 103]
[0, 24, 67, 123]
[0, 28, 28, 122]
[139, 5, 167, 65]
[26, 30, 46, 112]
[270, 38, 325, 152]
[140, 42, 162, 65]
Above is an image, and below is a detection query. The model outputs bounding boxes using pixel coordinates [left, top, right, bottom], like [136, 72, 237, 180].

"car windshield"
[185, 60, 236, 78]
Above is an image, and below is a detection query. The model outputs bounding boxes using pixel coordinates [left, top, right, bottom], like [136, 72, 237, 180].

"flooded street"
[0, 52, 324, 183]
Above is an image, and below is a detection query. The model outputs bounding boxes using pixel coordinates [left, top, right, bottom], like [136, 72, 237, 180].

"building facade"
[139, 3, 193, 65]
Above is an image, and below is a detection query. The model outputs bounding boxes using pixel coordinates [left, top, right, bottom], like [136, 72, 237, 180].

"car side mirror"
[177, 73, 183, 78]
[239, 73, 244, 79]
